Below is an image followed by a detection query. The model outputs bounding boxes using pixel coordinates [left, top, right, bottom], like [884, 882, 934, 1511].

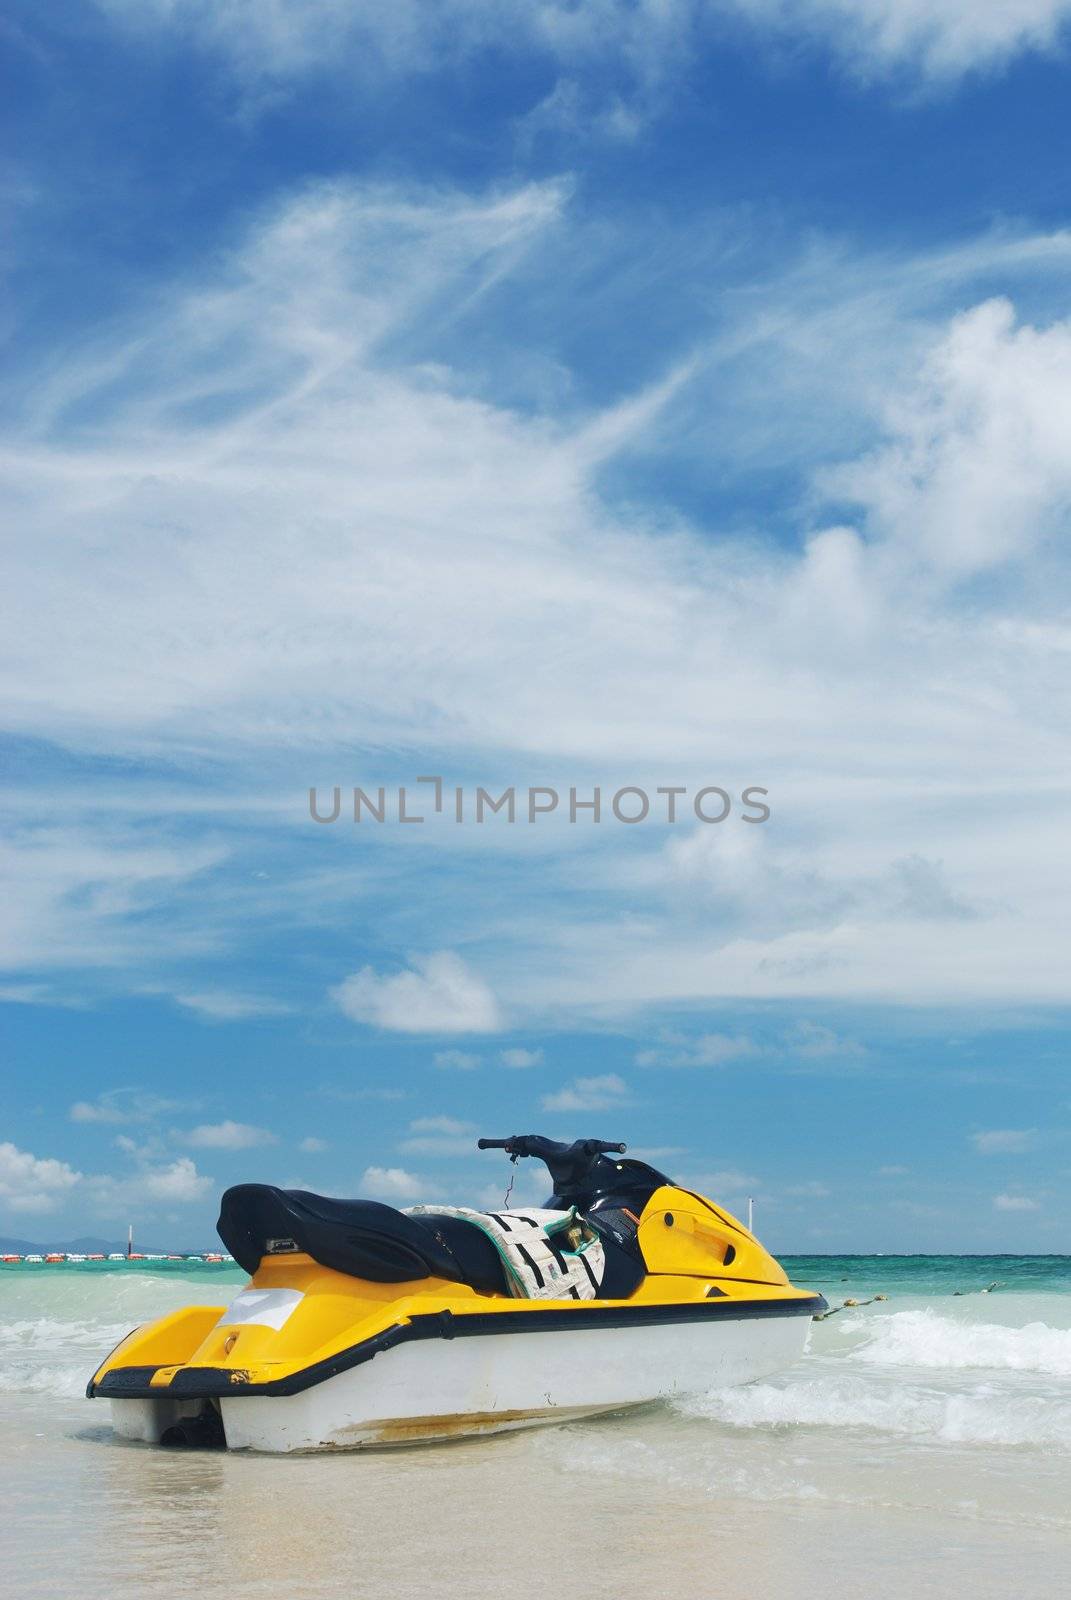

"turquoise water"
[782, 1253, 1071, 1298]
[4, 1251, 1067, 1286]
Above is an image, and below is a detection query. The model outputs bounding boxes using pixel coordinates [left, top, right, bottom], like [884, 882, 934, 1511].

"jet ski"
[87, 1134, 825, 1451]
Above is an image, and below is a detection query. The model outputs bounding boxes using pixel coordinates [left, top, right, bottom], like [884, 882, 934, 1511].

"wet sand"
[4, 1395, 1065, 1600]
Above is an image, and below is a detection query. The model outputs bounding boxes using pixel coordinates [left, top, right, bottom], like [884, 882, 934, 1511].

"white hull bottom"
[109, 1312, 812, 1453]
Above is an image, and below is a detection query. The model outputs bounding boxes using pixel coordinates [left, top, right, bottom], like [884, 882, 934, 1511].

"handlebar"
[476, 1134, 627, 1197]
[477, 1135, 626, 1157]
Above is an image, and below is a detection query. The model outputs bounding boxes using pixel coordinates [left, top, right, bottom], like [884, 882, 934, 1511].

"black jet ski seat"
[217, 1184, 644, 1298]
[218, 1185, 510, 1291]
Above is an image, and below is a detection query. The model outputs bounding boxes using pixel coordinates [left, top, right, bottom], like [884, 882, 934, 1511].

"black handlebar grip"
[477, 1138, 511, 1149]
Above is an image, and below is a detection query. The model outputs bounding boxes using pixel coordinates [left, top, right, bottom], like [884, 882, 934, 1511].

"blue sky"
[2, 1, 1070, 1250]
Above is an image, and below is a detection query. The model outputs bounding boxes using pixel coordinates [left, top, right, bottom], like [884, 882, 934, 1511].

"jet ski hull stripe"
[89, 1294, 826, 1400]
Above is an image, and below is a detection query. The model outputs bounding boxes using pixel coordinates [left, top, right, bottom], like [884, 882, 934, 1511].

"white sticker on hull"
[219, 1287, 304, 1330]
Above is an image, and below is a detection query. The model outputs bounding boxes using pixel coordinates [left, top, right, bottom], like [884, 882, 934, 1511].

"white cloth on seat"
[406, 1204, 606, 1300]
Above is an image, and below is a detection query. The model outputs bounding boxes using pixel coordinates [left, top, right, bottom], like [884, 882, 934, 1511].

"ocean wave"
[0, 1319, 136, 1398]
[681, 1372, 1071, 1448]
[678, 1308, 1071, 1448]
[0, 1271, 240, 1397]
[844, 1308, 1071, 1377]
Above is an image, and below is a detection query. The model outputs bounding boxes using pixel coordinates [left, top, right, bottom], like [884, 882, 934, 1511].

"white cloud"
[318, 1085, 409, 1103]
[298, 1136, 328, 1153]
[783, 1022, 866, 1061]
[359, 1165, 428, 1201]
[0, 1140, 213, 1217]
[332, 953, 503, 1034]
[783, 1179, 831, 1197]
[0, 982, 82, 1006]
[993, 1192, 1040, 1211]
[0, 1141, 82, 1214]
[174, 991, 290, 1020]
[878, 1164, 911, 1177]
[829, 298, 1071, 577]
[687, 1168, 760, 1194]
[85, 1148, 215, 1209]
[70, 1098, 127, 1124]
[69, 1090, 185, 1124]
[0, 828, 226, 975]
[409, 1116, 472, 1135]
[138, 1157, 214, 1203]
[636, 1032, 760, 1067]
[93, 1, 1071, 96]
[434, 1049, 482, 1071]
[499, 1047, 543, 1069]
[4, 183, 1071, 1019]
[183, 1120, 278, 1150]
[400, 1115, 477, 1155]
[729, 1, 1071, 80]
[972, 1128, 1038, 1155]
[541, 1073, 629, 1112]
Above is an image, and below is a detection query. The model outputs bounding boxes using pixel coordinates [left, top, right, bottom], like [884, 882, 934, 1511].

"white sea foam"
[677, 1307, 1071, 1450]
[682, 1371, 1071, 1448]
[0, 1270, 240, 1397]
[843, 1307, 1071, 1377]
[0, 1318, 133, 1397]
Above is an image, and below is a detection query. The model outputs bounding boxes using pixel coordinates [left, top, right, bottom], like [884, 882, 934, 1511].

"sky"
[2, 0, 1070, 1251]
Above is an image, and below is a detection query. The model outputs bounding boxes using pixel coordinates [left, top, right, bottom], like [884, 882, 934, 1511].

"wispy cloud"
[434, 1049, 482, 1071]
[542, 1073, 629, 1112]
[182, 1121, 278, 1150]
[92, 1, 1071, 101]
[173, 991, 291, 1021]
[686, 1168, 759, 1195]
[400, 1115, 477, 1155]
[727, 1, 1071, 82]
[971, 1128, 1038, 1155]
[499, 1046, 543, 1069]
[993, 1192, 1040, 1212]
[783, 1022, 867, 1062]
[636, 1032, 761, 1068]
[4, 182, 1071, 1021]
[69, 1089, 187, 1125]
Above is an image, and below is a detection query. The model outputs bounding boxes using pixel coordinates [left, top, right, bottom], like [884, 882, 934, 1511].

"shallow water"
[2, 1257, 1068, 1597]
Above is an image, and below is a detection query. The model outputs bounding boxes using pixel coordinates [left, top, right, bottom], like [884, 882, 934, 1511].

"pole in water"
[127, 1223, 133, 1259]
[747, 1196, 754, 1232]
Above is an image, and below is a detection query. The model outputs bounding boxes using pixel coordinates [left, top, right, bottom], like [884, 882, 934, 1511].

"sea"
[2, 1254, 1068, 1598]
